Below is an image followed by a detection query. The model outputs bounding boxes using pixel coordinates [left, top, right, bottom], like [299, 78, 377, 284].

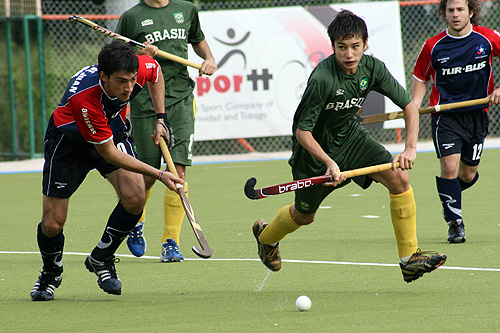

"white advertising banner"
[188, 2, 405, 141]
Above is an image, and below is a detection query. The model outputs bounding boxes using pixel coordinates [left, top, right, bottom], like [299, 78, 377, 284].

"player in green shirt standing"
[116, 0, 216, 261]
[252, 10, 447, 283]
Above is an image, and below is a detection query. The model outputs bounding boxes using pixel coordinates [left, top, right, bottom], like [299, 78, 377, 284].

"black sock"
[436, 176, 462, 222]
[91, 202, 142, 261]
[37, 222, 64, 274]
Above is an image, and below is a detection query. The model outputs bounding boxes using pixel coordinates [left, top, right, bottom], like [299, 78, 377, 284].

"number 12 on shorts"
[472, 143, 483, 161]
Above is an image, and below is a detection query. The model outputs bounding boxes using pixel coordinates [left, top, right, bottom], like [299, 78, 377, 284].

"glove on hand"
[155, 113, 175, 149]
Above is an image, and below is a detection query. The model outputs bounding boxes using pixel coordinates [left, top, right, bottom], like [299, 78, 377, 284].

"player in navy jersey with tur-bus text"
[413, 0, 500, 243]
[30, 41, 183, 301]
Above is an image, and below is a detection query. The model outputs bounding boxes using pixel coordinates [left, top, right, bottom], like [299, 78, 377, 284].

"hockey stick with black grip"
[159, 138, 212, 258]
[68, 15, 202, 70]
[245, 162, 399, 200]
[358, 97, 490, 125]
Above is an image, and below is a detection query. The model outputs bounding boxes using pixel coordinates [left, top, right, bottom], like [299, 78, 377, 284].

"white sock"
[400, 255, 411, 265]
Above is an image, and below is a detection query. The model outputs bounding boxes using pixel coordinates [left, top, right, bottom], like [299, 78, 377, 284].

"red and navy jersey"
[53, 55, 160, 144]
[413, 26, 500, 112]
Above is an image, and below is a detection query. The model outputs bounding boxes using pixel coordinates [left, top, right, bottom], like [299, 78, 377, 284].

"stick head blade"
[244, 177, 260, 200]
[192, 245, 212, 258]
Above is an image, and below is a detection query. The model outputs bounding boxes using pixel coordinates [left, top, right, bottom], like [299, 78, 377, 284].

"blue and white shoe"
[127, 222, 146, 257]
[160, 239, 184, 262]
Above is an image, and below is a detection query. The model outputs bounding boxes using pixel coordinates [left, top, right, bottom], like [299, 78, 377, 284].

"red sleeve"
[71, 86, 114, 144]
[484, 27, 500, 58]
[413, 40, 434, 82]
[136, 55, 160, 88]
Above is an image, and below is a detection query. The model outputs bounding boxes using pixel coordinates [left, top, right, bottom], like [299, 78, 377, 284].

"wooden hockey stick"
[245, 162, 399, 200]
[159, 138, 212, 258]
[358, 97, 490, 125]
[68, 15, 202, 70]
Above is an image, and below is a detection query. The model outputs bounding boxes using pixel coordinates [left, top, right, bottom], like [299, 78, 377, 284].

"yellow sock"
[259, 204, 300, 244]
[390, 186, 418, 259]
[138, 188, 152, 224]
[162, 182, 186, 244]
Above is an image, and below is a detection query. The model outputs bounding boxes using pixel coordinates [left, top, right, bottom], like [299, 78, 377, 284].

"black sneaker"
[252, 219, 281, 271]
[399, 249, 447, 283]
[447, 220, 466, 243]
[84, 255, 122, 295]
[30, 270, 63, 301]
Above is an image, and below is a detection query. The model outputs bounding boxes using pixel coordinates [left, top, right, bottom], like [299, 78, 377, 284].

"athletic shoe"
[252, 219, 281, 271]
[30, 269, 63, 301]
[399, 249, 447, 283]
[447, 220, 466, 243]
[160, 239, 184, 262]
[126, 222, 146, 257]
[84, 255, 121, 295]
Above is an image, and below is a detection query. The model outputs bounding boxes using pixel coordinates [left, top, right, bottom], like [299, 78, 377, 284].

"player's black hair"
[98, 41, 139, 77]
[438, 0, 482, 26]
[327, 10, 368, 44]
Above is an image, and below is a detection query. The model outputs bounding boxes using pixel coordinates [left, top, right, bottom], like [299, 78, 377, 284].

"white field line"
[2, 251, 500, 272]
[3, 138, 500, 174]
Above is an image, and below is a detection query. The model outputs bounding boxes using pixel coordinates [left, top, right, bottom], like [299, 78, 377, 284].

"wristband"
[158, 170, 166, 181]
[156, 113, 168, 121]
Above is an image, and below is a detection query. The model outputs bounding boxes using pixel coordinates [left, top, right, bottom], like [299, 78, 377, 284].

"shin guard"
[259, 204, 300, 245]
[390, 187, 418, 259]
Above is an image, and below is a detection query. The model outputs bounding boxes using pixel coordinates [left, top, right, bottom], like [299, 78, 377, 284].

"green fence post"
[37, 16, 47, 136]
[6, 18, 18, 158]
[23, 16, 35, 158]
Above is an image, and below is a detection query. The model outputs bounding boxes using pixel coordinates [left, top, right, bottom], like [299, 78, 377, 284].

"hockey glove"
[155, 113, 175, 149]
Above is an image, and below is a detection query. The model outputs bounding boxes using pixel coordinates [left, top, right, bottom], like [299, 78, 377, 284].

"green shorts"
[291, 128, 393, 214]
[131, 94, 195, 168]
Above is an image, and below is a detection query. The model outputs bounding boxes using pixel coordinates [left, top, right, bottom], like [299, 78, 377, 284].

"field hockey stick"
[68, 15, 202, 70]
[159, 137, 212, 258]
[245, 162, 399, 200]
[358, 97, 491, 125]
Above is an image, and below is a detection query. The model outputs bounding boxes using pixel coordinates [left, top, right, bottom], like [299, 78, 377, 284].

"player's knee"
[41, 219, 64, 237]
[460, 171, 477, 183]
[459, 171, 479, 190]
[298, 216, 315, 225]
[121, 194, 145, 215]
[387, 171, 409, 194]
[119, 187, 146, 215]
[291, 208, 315, 225]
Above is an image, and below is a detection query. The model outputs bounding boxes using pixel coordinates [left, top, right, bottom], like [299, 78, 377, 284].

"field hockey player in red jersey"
[30, 41, 182, 301]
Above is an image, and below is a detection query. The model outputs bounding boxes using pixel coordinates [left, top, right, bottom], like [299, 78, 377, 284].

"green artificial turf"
[1, 150, 499, 332]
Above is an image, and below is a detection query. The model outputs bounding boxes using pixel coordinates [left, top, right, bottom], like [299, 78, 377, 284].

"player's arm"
[138, 41, 158, 58]
[395, 101, 419, 171]
[489, 86, 500, 104]
[94, 139, 182, 190]
[147, 69, 172, 147]
[295, 128, 346, 186]
[192, 39, 217, 76]
[412, 78, 428, 108]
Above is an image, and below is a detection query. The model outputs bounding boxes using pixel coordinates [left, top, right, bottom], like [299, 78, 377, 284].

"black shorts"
[431, 109, 489, 166]
[42, 116, 137, 198]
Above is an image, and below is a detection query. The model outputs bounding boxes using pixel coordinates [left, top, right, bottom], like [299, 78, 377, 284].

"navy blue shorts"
[431, 109, 489, 166]
[42, 116, 137, 198]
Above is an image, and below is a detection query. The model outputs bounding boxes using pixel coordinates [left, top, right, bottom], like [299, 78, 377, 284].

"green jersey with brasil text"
[116, 0, 205, 114]
[289, 54, 412, 176]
